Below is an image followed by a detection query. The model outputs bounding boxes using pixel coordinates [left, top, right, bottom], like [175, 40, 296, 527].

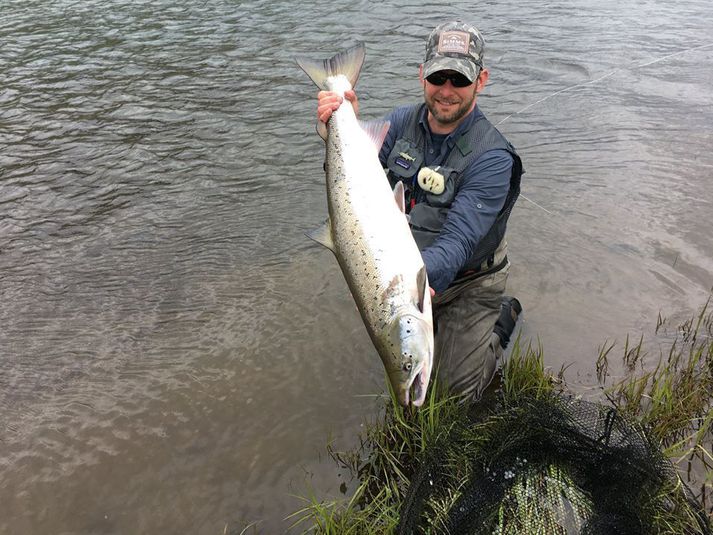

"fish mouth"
[409, 366, 429, 407]
[397, 363, 429, 407]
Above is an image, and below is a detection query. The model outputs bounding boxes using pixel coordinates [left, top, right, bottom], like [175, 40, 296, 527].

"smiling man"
[317, 21, 524, 402]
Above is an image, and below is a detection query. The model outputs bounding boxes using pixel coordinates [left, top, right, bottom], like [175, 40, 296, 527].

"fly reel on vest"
[417, 166, 446, 195]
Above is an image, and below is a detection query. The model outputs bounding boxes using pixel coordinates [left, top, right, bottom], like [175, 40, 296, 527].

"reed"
[597, 298, 713, 517]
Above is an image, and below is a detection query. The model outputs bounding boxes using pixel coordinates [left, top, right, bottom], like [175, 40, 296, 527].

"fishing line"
[496, 41, 713, 216]
[519, 193, 554, 216]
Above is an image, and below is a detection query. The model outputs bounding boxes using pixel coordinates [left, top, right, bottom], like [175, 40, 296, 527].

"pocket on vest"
[410, 204, 448, 250]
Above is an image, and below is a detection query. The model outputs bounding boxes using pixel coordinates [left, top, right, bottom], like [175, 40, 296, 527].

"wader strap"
[451, 255, 509, 286]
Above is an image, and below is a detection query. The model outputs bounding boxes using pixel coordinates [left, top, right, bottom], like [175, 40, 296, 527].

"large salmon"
[297, 43, 433, 407]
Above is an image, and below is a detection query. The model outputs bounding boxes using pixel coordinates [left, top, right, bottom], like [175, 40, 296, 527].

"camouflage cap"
[423, 21, 485, 83]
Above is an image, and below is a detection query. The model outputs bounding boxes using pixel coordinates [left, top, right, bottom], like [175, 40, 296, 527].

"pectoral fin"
[393, 181, 406, 214]
[306, 218, 335, 253]
[416, 265, 428, 314]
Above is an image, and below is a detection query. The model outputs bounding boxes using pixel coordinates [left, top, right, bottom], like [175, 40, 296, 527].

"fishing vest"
[385, 104, 523, 275]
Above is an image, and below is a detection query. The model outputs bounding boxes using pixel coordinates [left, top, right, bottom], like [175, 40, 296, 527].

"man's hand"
[317, 90, 358, 123]
[430, 287, 436, 297]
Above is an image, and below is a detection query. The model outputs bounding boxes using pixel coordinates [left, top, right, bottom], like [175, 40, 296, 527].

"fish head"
[384, 312, 434, 407]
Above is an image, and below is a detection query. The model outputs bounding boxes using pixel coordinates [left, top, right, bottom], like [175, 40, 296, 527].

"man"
[317, 21, 523, 401]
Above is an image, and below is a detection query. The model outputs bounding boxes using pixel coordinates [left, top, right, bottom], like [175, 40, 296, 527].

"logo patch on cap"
[438, 31, 469, 55]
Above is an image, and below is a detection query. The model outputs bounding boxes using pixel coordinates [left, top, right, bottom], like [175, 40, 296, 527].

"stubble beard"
[425, 87, 477, 128]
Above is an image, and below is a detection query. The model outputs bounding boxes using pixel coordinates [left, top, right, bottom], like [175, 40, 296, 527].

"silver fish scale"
[324, 81, 424, 345]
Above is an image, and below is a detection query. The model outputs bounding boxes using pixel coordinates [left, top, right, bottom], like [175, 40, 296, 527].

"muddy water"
[1, 0, 712, 532]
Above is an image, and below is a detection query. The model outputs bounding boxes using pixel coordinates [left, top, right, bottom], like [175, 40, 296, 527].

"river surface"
[1, 0, 712, 533]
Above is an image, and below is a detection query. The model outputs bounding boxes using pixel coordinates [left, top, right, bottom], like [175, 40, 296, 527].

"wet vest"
[385, 104, 523, 274]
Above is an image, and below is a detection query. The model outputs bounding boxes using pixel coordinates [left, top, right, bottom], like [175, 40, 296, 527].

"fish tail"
[296, 42, 365, 90]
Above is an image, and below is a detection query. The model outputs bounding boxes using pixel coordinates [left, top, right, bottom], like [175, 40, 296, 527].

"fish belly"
[326, 119, 422, 337]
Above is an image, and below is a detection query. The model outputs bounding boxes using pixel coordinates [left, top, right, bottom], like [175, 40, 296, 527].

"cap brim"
[423, 57, 479, 82]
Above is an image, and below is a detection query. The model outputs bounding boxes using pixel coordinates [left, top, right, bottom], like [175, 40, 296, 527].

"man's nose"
[438, 80, 457, 93]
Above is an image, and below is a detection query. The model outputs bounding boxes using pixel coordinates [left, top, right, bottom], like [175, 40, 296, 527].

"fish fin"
[305, 218, 335, 252]
[315, 120, 328, 141]
[358, 120, 391, 151]
[296, 43, 366, 90]
[416, 265, 428, 314]
[393, 181, 406, 214]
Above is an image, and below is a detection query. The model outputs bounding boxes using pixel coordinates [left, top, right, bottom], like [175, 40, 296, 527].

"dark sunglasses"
[426, 71, 474, 88]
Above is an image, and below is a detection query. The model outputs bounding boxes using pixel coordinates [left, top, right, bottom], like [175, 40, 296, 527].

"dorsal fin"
[359, 120, 391, 151]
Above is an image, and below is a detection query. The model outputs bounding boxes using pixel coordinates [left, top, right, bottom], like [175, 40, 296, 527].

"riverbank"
[290, 302, 713, 533]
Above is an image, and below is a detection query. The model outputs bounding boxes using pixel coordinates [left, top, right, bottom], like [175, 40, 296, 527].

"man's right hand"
[317, 90, 358, 123]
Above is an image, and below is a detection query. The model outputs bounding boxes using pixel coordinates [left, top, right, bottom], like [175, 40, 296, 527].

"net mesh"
[397, 394, 711, 534]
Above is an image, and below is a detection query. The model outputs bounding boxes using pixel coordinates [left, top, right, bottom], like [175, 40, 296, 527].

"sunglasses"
[426, 71, 474, 88]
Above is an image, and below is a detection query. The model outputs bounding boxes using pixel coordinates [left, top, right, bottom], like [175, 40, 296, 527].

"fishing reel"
[417, 166, 446, 195]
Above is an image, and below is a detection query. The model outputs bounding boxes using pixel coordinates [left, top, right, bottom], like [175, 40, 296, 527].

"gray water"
[1, 0, 711, 533]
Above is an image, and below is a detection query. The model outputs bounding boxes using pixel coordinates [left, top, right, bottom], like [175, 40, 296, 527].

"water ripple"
[1, 0, 712, 532]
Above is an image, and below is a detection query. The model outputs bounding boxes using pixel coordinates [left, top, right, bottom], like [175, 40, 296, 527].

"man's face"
[423, 69, 482, 129]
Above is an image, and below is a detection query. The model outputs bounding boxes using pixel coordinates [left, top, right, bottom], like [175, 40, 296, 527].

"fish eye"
[403, 362, 412, 371]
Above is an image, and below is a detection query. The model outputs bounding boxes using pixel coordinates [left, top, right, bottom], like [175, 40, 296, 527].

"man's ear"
[476, 68, 490, 92]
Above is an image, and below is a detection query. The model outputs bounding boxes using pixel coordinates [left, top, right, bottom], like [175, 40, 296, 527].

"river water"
[1, 0, 711, 533]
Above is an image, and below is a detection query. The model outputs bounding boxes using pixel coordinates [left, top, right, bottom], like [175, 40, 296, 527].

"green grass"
[289, 302, 713, 533]
[287, 341, 564, 534]
[288, 376, 468, 534]
[597, 299, 713, 510]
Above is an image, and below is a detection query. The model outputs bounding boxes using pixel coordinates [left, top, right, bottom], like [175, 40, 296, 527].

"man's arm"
[422, 149, 513, 293]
